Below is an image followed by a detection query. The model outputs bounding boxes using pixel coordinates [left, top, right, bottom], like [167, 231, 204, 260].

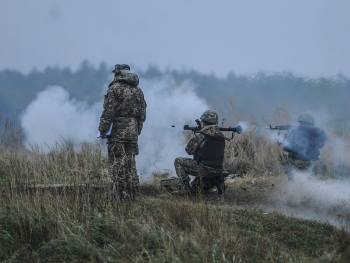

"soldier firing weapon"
[183, 118, 243, 140]
[267, 114, 327, 180]
[163, 112, 244, 195]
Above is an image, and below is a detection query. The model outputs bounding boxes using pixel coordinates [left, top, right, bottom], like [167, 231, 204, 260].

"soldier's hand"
[97, 131, 107, 139]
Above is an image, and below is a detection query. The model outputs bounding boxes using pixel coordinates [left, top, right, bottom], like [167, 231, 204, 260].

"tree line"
[1, 61, 349, 130]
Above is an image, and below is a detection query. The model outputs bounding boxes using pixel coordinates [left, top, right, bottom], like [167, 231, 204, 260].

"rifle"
[268, 124, 292, 131]
[184, 119, 243, 134]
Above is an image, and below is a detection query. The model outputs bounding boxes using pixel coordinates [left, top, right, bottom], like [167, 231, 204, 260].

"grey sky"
[1, 0, 349, 76]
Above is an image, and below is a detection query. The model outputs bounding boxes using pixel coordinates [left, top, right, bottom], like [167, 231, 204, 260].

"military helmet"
[112, 64, 130, 73]
[297, 113, 314, 125]
[200, 110, 219, 125]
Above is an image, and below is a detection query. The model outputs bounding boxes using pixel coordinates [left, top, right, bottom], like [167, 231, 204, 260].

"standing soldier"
[99, 64, 146, 200]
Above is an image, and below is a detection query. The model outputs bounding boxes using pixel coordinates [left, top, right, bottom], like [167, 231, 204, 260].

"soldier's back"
[108, 74, 146, 142]
[286, 125, 326, 161]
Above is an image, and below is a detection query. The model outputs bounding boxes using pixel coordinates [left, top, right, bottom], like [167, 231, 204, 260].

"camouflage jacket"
[284, 124, 326, 161]
[99, 73, 147, 143]
[185, 125, 222, 155]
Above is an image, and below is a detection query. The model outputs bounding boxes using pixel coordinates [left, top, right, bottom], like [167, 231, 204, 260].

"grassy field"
[1, 193, 350, 262]
[0, 131, 350, 262]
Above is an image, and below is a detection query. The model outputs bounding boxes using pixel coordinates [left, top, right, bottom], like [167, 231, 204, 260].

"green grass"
[0, 194, 349, 262]
[0, 143, 108, 186]
[0, 135, 349, 262]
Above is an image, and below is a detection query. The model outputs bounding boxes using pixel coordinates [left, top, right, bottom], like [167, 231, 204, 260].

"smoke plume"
[136, 77, 208, 177]
[21, 77, 208, 180]
[20, 74, 350, 229]
[263, 112, 350, 229]
[270, 171, 350, 230]
[21, 86, 100, 146]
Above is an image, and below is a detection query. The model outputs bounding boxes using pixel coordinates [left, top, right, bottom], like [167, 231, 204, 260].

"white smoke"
[236, 121, 253, 133]
[21, 77, 208, 180]
[136, 77, 208, 178]
[324, 136, 350, 166]
[270, 171, 350, 230]
[20, 78, 350, 228]
[21, 86, 101, 146]
[266, 129, 287, 145]
[261, 112, 350, 229]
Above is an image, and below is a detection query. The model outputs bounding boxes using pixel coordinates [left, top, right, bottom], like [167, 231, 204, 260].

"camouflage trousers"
[108, 142, 139, 200]
[280, 152, 311, 180]
[174, 158, 199, 184]
[174, 157, 225, 194]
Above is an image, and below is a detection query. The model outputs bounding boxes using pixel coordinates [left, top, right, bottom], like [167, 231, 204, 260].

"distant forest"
[1, 61, 350, 129]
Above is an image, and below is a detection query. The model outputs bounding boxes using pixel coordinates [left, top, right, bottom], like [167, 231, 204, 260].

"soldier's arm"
[185, 133, 205, 155]
[99, 87, 118, 135]
[137, 88, 146, 123]
[137, 90, 147, 134]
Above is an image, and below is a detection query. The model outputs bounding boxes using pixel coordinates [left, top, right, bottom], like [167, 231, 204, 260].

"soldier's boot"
[108, 187, 119, 201]
[119, 191, 131, 201]
[114, 181, 131, 202]
[189, 177, 203, 196]
[119, 181, 135, 201]
[216, 175, 225, 195]
[128, 190, 135, 201]
[181, 177, 191, 193]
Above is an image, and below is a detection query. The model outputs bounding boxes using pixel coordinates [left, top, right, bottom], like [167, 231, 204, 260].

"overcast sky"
[1, 0, 349, 77]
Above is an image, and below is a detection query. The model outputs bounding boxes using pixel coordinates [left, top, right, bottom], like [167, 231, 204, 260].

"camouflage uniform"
[281, 152, 311, 179]
[174, 134, 202, 186]
[174, 111, 226, 193]
[99, 66, 146, 200]
[281, 114, 326, 179]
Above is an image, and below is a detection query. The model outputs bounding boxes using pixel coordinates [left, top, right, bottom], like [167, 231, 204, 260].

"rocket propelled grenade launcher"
[183, 119, 243, 134]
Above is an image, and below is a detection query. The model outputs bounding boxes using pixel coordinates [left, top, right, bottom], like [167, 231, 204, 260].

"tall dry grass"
[1, 193, 349, 262]
[1, 118, 350, 262]
[0, 143, 108, 187]
[224, 131, 283, 177]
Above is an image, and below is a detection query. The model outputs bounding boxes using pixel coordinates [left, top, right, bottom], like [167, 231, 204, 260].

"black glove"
[99, 131, 107, 139]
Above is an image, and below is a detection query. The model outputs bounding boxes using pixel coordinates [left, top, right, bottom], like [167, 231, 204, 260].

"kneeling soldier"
[174, 110, 226, 194]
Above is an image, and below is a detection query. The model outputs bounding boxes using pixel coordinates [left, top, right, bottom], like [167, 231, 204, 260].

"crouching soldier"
[270, 113, 327, 179]
[174, 110, 226, 195]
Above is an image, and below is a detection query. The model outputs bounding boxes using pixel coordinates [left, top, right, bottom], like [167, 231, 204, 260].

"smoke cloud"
[270, 171, 350, 230]
[262, 112, 350, 229]
[20, 75, 350, 228]
[21, 86, 100, 146]
[136, 77, 208, 177]
[21, 77, 208, 180]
